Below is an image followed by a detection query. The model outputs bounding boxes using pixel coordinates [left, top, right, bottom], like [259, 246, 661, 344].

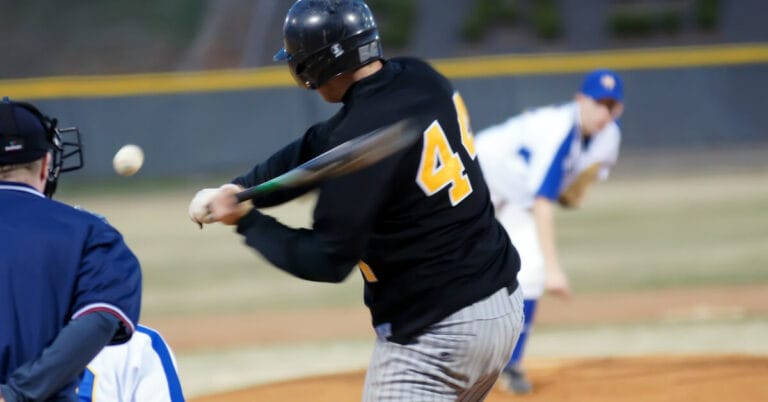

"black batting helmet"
[274, 0, 383, 89]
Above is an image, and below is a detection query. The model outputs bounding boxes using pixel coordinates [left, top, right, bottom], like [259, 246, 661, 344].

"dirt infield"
[151, 285, 768, 352]
[165, 285, 768, 399]
[190, 355, 768, 402]
[176, 286, 768, 401]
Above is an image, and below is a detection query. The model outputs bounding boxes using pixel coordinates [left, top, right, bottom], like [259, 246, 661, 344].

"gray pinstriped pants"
[362, 286, 524, 401]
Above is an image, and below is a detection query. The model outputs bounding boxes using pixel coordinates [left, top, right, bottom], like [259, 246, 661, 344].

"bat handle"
[234, 179, 282, 203]
[234, 189, 253, 203]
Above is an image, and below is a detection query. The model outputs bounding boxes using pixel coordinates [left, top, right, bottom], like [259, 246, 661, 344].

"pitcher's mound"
[191, 355, 768, 402]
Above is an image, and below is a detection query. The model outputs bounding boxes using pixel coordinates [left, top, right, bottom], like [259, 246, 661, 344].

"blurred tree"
[0, 0, 206, 77]
[240, 0, 285, 67]
[367, 0, 416, 49]
[0, 0, 749, 79]
[532, 0, 563, 40]
[695, 0, 720, 31]
[607, 2, 687, 39]
[462, 0, 518, 43]
[180, 0, 259, 70]
[658, 9, 682, 35]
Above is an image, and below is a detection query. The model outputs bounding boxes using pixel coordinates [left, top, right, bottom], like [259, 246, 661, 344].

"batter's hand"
[188, 187, 219, 228]
[545, 266, 571, 298]
[208, 184, 254, 225]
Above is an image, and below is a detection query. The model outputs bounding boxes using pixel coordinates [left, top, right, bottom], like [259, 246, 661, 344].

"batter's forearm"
[237, 210, 357, 283]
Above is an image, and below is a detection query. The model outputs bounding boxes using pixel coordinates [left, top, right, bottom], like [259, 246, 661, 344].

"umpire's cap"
[0, 98, 52, 165]
[580, 69, 624, 102]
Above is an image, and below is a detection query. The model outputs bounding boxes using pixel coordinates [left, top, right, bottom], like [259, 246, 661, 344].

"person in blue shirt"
[0, 98, 142, 402]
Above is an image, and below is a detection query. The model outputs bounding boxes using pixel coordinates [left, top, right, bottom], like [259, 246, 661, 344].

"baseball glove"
[558, 163, 602, 209]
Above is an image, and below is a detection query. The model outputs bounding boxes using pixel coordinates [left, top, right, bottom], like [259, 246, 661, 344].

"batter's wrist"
[236, 208, 267, 233]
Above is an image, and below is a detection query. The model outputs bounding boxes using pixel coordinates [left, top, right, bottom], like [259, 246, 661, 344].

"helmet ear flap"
[292, 31, 383, 89]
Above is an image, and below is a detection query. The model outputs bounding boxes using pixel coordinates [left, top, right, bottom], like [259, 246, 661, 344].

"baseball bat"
[235, 118, 420, 203]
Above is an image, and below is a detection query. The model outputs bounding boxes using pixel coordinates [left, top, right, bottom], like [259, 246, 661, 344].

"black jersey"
[234, 57, 520, 343]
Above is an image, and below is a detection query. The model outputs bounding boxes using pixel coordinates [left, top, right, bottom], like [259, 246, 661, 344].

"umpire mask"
[0, 98, 83, 197]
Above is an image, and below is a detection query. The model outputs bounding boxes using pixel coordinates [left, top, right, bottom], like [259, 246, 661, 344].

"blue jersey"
[476, 102, 621, 210]
[0, 181, 142, 399]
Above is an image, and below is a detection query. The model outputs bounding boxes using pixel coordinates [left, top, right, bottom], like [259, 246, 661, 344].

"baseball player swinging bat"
[234, 118, 419, 203]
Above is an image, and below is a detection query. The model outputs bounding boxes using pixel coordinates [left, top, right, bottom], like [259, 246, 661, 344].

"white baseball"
[112, 144, 144, 176]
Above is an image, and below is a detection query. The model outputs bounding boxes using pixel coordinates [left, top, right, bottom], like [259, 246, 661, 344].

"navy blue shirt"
[0, 181, 141, 399]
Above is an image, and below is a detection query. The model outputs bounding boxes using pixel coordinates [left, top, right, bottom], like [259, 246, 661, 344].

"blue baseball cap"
[0, 98, 51, 165]
[580, 69, 624, 102]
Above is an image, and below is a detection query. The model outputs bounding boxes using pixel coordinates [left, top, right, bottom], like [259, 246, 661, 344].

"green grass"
[61, 188, 358, 318]
[59, 170, 768, 319]
[559, 173, 768, 291]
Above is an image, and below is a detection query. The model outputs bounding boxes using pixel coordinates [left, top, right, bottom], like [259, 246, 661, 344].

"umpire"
[0, 99, 142, 402]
